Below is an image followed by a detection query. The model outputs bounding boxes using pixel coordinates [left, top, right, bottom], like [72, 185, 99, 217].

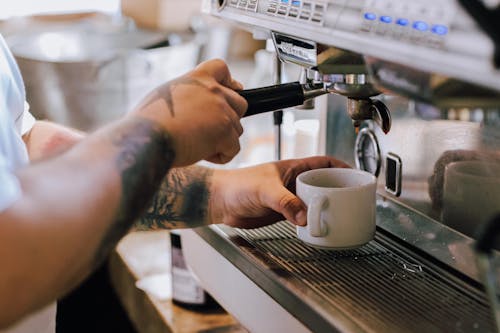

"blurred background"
[0, 0, 322, 170]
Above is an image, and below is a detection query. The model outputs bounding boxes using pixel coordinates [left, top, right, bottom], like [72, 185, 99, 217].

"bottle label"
[171, 247, 205, 304]
[172, 267, 206, 304]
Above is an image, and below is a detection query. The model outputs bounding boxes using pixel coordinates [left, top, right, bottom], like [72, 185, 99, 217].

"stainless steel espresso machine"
[182, 1, 500, 332]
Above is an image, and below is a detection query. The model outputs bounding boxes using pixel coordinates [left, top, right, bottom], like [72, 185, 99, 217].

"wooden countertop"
[108, 230, 248, 333]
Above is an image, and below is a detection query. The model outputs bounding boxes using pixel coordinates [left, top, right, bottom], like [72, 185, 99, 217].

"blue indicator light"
[281, 0, 289, 3]
[396, 18, 409, 26]
[364, 12, 376, 20]
[380, 15, 392, 23]
[413, 21, 428, 31]
[432, 25, 448, 35]
[291, 0, 300, 6]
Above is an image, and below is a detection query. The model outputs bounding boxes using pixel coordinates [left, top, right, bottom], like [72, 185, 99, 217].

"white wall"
[0, 0, 120, 19]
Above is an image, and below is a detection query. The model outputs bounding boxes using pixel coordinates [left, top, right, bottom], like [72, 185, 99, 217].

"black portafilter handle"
[239, 82, 308, 117]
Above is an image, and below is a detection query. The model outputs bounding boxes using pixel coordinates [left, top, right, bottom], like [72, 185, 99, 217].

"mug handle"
[308, 195, 328, 237]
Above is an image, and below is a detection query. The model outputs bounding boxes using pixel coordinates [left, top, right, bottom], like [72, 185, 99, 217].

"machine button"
[315, 4, 325, 11]
[312, 14, 323, 23]
[267, 5, 277, 13]
[385, 152, 402, 197]
[380, 16, 393, 24]
[396, 18, 409, 26]
[431, 25, 448, 35]
[413, 21, 429, 32]
[300, 10, 311, 20]
[364, 12, 377, 21]
[278, 6, 288, 15]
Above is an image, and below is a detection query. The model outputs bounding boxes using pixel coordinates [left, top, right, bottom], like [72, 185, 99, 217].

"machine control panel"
[207, 0, 500, 91]
[218, 0, 488, 55]
[265, 0, 325, 24]
[359, 0, 452, 49]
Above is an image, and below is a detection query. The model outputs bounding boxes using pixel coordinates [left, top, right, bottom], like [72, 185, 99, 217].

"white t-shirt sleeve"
[0, 154, 22, 212]
[15, 101, 36, 136]
[0, 101, 30, 213]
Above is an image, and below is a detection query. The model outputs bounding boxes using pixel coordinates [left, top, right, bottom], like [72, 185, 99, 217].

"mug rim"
[445, 160, 500, 181]
[297, 167, 376, 190]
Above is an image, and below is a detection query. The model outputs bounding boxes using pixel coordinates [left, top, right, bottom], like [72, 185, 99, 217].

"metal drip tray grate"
[235, 221, 494, 333]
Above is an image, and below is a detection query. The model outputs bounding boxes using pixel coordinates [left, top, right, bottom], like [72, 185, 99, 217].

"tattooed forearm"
[136, 165, 213, 230]
[94, 118, 175, 265]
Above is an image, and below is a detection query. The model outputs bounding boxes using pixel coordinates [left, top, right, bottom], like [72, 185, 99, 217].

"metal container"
[7, 22, 201, 131]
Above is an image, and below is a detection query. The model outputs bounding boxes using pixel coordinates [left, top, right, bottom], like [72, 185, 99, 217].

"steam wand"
[272, 54, 283, 161]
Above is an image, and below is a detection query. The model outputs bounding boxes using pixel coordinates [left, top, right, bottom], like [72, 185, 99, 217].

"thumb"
[266, 186, 307, 226]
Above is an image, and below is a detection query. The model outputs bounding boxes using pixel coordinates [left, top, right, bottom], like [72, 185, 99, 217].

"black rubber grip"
[239, 82, 304, 117]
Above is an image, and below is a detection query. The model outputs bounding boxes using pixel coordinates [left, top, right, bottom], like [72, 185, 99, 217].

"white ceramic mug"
[442, 161, 500, 239]
[296, 168, 377, 249]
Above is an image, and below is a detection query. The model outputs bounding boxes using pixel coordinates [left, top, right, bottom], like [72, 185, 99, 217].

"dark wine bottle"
[170, 230, 219, 310]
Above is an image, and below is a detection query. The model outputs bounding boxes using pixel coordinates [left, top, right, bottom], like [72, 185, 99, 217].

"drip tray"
[190, 221, 494, 333]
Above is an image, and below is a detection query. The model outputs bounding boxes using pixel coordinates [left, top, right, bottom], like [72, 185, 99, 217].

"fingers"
[195, 59, 247, 118]
[220, 85, 248, 118]
[275, 156, 350, 182]
[196, 59, 242, 90]
[263, 186, 307, 227]
[229, 78, 244, 91]
[206, 126, 241, 164]
[223, 212, 286, 229]
[297, 156, 352, 170]
[224, 104, 244, 136]
[326, 156, 352, 169]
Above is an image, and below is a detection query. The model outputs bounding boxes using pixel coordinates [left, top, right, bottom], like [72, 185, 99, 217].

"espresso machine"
[182, 0, 500, 332]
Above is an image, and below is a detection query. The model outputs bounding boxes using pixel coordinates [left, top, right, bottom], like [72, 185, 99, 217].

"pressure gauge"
[354, 127, 381, 176]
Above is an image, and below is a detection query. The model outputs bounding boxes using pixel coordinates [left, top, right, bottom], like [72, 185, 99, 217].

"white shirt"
[0, 34, 56, 333]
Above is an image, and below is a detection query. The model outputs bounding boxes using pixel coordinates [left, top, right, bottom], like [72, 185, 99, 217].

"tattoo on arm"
[142, 77, 206, 117]
[136, 166, 213, 230]
[93, 118, 175, 265]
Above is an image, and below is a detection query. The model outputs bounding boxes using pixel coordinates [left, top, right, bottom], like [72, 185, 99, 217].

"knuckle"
[211, 85, 224, 96]
[212, 58, 228, 71]
[208, 96, 226, 111]
[219, 114, 232, 127]
[232, 141, 241, 155]
[278, 195, 296, 212]
[237, 125, 244, 136]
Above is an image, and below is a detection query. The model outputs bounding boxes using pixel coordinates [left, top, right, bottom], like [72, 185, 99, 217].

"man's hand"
[132, 59, 247, 167]
[209, 156, 351, 229]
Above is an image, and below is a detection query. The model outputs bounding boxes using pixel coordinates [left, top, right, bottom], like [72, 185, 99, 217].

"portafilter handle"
[238, 82, 327, 117]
